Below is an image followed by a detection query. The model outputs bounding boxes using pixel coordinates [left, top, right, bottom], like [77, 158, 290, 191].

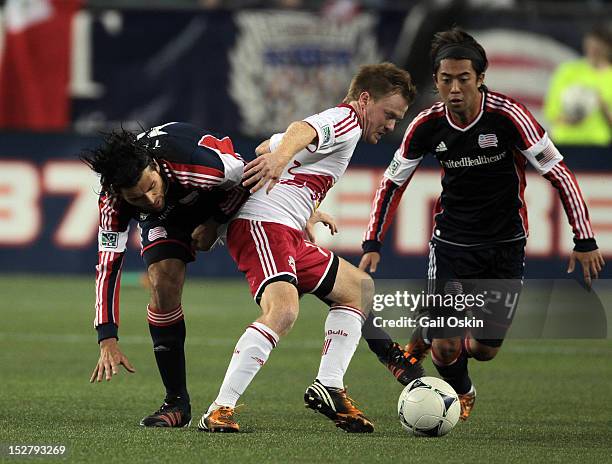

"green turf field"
[1, 275, 611, 463]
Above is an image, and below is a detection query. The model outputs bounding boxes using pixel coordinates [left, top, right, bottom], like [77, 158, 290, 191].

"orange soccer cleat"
[197, 406, 240, 433]
[458, 386, 477, 421]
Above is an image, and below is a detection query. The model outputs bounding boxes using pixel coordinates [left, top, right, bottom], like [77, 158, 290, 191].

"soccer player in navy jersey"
[82, 122, 249, 428]
[360, 28, 605, 420]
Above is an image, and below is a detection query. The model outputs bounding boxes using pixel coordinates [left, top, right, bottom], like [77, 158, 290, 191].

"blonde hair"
[344, 62, 416, 104]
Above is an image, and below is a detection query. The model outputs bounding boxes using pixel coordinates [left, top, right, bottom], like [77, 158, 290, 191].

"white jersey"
[237, 104, 362, 230]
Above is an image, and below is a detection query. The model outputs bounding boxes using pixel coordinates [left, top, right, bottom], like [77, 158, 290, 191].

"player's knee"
[360, 273, 375, 313]
[432, 339, 462, 364]
[149, 280, 182, 311]
[278, 306, 300, 335]
[260, 281, 300, 336]
[338, 269, 374, 312]
[148, 265, 184, 311]
[471, 344, 499, 361]
[264, 303, 299, 336]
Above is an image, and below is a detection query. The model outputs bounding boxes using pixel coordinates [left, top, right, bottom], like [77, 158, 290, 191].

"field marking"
[0, 332, 323, 349]
[0, 332, 610, 355]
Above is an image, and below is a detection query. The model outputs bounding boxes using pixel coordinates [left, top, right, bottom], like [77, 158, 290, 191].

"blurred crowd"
[77, 0, 612, 9]
[0, 0, 609, 145]
[81, 0, 394, 10]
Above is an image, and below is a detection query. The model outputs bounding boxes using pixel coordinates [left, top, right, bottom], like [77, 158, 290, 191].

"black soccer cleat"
[304, 379, 374, 433]
[139, 398, 191, 428]
[380, 342, 425, 386]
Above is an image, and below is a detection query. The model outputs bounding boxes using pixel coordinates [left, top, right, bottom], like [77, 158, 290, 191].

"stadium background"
[0, 1, 611, 462]
[0, 0, 610, 279]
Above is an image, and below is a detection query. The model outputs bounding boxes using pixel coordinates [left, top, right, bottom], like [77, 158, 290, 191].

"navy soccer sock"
[362, 312, 394, 359]
[147, 305, 189, 405]
[431, 343, 472, 395]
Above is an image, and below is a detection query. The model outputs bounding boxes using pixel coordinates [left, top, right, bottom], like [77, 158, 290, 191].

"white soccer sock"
[316, 306, 365, 390]
[209, 322, 279, 411]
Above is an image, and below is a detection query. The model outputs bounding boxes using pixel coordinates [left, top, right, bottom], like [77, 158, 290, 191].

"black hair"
[80, 129, 157, 193]
[431, 27, 488, 76]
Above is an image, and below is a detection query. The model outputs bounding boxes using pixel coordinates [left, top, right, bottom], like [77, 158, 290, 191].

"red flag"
[0, 0, 81, 130]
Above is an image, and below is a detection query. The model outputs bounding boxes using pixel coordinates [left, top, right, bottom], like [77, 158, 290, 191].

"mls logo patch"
[100, 232, 118, 249]
[388, 160, 400, 175]
[148, 226, 168, 242]
[478, 133, 498, 148]
[322, 125, 331, 144]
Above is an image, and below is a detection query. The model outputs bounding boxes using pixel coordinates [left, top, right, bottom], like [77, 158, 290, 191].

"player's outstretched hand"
[567, 249, 606, 290]
[306, 210, 338, 243]
[192, 218, 220, 251]
[359, 252, 381, 273]
[90, 338, 135, 383]
[242, 153, 285, 194]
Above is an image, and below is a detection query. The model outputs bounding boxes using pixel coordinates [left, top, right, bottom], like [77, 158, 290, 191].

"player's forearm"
[362, 177, 405, 250]
[543, 161, 597, 249]
[274, 121, 318, 165]
[363, 152, 422, 249]
[94, 251, 125, 342]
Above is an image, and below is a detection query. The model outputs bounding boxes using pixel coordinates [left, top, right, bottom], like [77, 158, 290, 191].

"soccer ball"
[397, 377, 460, 437]
[561, 85, 599, 123]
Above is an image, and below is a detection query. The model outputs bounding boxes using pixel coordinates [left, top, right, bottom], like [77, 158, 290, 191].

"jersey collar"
[444, 91, 485, 132]
[337, 103, 363, 128]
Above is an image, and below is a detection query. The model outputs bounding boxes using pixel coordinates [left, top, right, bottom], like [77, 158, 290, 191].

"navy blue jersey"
[94, 122, 248, 332]
[364, 91, 595, 252]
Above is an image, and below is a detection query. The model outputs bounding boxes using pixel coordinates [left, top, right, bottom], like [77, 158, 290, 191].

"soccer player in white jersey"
[198, 63, 416, 433]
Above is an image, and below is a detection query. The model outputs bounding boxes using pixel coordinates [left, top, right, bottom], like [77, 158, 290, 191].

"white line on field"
[0, 332, 610, 355]
[0, 332, 323, 349]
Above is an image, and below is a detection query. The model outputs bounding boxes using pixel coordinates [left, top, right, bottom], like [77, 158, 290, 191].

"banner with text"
[0, 133, 610, 279]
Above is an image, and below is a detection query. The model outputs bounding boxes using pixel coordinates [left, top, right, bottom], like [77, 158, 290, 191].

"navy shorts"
[424, 239, 526, 346]
[139, 193, 222, 268]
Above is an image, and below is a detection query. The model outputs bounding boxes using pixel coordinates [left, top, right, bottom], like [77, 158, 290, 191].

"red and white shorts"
[227, 219, 339, 303]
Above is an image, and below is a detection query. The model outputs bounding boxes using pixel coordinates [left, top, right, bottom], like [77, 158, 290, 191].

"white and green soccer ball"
[397, 376, 460, 437]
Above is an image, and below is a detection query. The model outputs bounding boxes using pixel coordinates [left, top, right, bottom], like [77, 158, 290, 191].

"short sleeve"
[303, 106, 360, 152]
[303, 112, 337, 152]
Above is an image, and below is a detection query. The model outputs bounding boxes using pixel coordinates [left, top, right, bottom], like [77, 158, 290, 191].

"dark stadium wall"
[0, 132, 609, 279]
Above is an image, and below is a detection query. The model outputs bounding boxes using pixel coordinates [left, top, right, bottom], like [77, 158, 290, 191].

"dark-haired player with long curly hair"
[360, 28, 605, 420]
[82, 122, 249, 428]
